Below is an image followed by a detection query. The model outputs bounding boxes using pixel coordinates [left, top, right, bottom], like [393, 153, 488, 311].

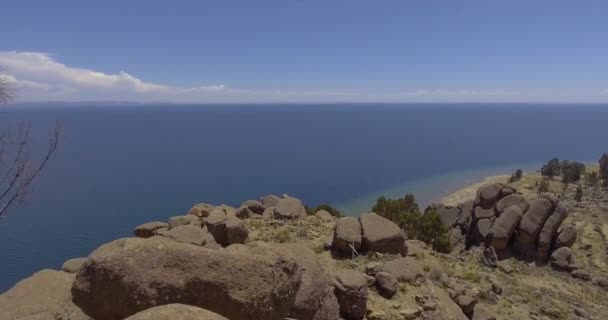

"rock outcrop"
[359, 212, 405, 254]
[134, 221, 169, 238]
[0, 269, 89, 320]
[61, 257, 88, 274]
[333, 217, 362, 255]
[334, 269, 368, 320]
[124, 304, 229, 320]
[71, 237, 302, 320]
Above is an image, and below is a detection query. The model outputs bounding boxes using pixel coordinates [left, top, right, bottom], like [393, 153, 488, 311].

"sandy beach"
[439, 174, 510, 206]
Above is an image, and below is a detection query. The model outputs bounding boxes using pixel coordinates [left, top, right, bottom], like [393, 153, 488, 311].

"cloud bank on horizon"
[0, 51, 606, 104]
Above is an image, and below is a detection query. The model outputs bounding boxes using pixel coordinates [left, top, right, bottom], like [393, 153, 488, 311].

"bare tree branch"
[0, 65, 61, 218]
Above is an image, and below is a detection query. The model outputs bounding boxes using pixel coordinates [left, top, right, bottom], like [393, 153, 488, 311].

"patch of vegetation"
[600, 153, 608, 187]
[586, 171, 599, 187]
[537, 179, 550, 194]
[541, 158, 561, 179]
[305, 203, 341, 217]
[508, 169, 523, 183]
[372, 194, 452, 253]
[560, 160, 586, 184]
[575, 184, 583, 203]
[274, 228, 292, 243]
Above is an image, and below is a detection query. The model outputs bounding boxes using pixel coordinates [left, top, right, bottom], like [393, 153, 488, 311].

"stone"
[427, 203, 461, 227]
[359, 212, 405, 254]
[240, 199, 265, 214]
[571, 269, 591, 281]
[204, 213, 229, 245]
[550, 247, 575, 271]
[381, 257, 424, 284]
[474, 207, 496, 220]
[516, 198, 553, 245]
[235, 206, 254, 219]
[263, 206, 276, 219]
[554, 224, 578, 249]
[375, 272, 398, 298]
[455, 200, 474, 232]
[312, 288, 340, 320]
[315, 209, 335, 222]
[334, 270, 368, 320]
[490, 206, 523, 251]
[168, 214, 199, 229]
[428, 285, 468, 320]
[481, 246, 498, 268]
[457, 295, 477, 317]
[187, 203, 214, 217]
[537, 201, 568, 260]
[61, 257, 88, 273]
[216, 204, 237, 217]
[574, 307, 590, 319]
[262, 194, 281, 208]
[274, 197, 307, 219]
[71, 237, 302, 320]
[449, 227, 465, 247]
[333, 217, 362, 255]
[364, 262, 384, 276]
[133, 221, 169, 238]
[475, 184, 502, 209]
[224, 216, 249, 244]
[161, 224, 212, 246]
[0, 269, 89, 320]
[124, 304, 228, 320]
[476, 218, 493, 241]
[495, 194, 529, 213]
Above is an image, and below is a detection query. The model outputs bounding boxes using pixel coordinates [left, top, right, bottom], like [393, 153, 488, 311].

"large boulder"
[160, 224, 215, 246]
[496, 194, 529, 213]
[475, 184, 502, 209]
[62, 257, 89, 274]
[262, 194, 281, 208]
[315, 209, 335, 222]
[312, 288, 340, 320]
[187, 203, 214, 218]
[550, 246, 575, 271]
[134, 221, 169, 238]
[375, 272, 398, 298]
[475, 219, 493, 242]
[537, 202, 569, 260]
[381, 257, 424, 284]
[124, 304, 228, 320]
[235, 206, 254, 219]
[553, 224, 578, 249]
[241, 199, 265, 214]
[474, 207, 496, 220]
[516, 198, 553, 245]
[71, 237, 302, 320]
[455, 200, 474, 232]
[427, 285, 468, 320]
[274, 197, 307, 219]
[0, 269, 89, 320]
[427, 204, 460, 227]
[333, 217, 362, 255]
[203, 215, 248, 246]
[168, 215, 199, 229]
[334, 270, 368, 320]
[490, 206, 524, 251]
[359, 212, 405, 254]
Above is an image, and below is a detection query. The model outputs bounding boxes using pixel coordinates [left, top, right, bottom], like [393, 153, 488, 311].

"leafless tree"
[0, 68, 61, 217]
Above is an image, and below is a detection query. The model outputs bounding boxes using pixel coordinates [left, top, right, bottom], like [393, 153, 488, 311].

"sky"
[1, 0, 607, 103]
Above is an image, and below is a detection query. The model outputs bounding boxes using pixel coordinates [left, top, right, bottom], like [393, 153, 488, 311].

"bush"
[586, 172, 599, 186]
[541, 158, 561, 179]
[508, 169, 523, 183]
[560, 160, 585, 184]
[305, 203, 342, 217]
[600, 153, 608, 187]
[537, 179, 549, 194]
[575, 185, 583, 203]
[372, 194, 451, 253]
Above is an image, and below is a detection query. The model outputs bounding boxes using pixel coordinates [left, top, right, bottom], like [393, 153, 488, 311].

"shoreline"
[439, 174, 510, 206]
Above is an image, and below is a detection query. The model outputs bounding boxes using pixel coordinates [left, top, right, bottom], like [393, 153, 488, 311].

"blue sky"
[1, 0, 607, 102]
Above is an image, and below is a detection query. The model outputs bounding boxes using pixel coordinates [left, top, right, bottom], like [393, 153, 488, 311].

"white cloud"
[1, 51, 606, 103]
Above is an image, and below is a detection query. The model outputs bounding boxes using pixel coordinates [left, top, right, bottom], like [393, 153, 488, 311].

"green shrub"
[274, 228, 292, 243]
[537, 179, 549, 194]
[541, 158, 561, 179]
[306, 203, 341, 217]
[372, 193, 451, 253]
[560, 160, 585, 184]
[575, 184, 583, 203]
[508, 169, 523, 183]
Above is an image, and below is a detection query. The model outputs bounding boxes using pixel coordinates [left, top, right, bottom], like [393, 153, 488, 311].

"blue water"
[0, 103, 606, 291]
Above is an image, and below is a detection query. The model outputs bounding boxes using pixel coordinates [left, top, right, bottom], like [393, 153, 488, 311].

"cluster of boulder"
[431, 183, 579, 268]
[331, 212, 407, 257]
